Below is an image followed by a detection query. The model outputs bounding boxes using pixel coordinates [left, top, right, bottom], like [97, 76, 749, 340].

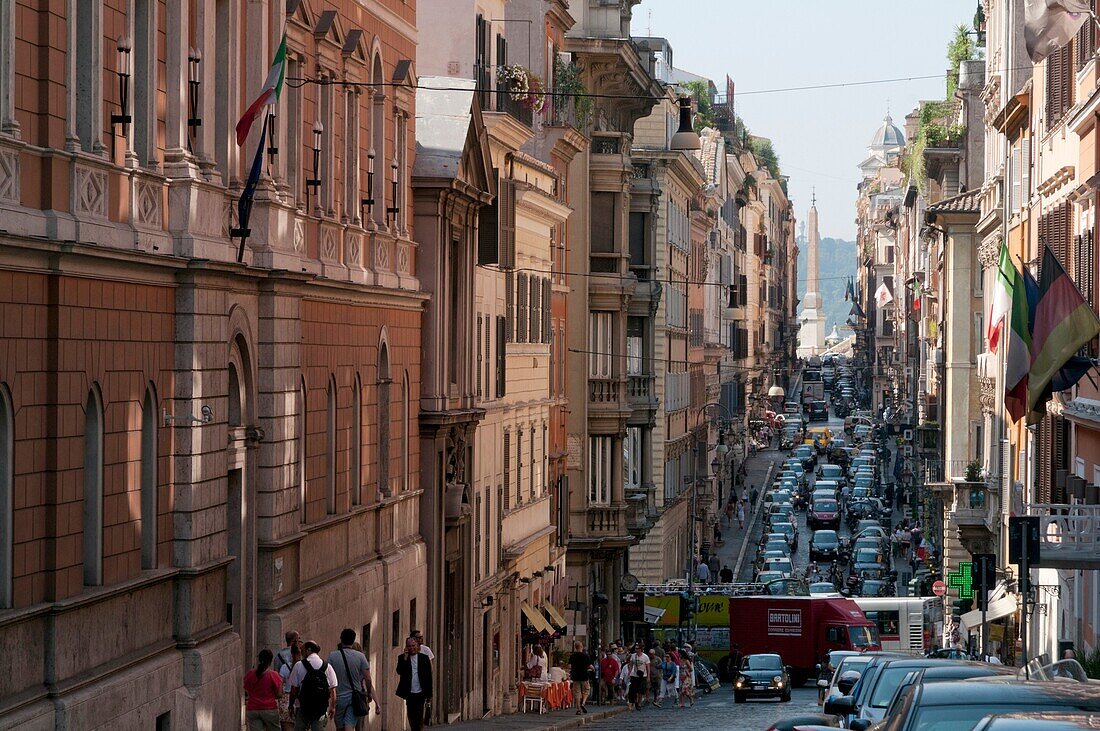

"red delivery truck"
[728, 596, 879, 685]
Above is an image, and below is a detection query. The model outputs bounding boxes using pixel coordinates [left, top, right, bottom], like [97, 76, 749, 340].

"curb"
[534, 706, 630, 729]
[733, 461, 775, 578]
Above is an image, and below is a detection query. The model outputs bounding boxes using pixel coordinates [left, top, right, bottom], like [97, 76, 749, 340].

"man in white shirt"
[626, 645, 650, 710]
[410, 629, 435, 660]
[696, 561, 711, 583]
[288, 640, 338, 731]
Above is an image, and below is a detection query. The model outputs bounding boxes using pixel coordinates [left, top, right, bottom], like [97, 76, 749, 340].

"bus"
[852, 596, 944, 655]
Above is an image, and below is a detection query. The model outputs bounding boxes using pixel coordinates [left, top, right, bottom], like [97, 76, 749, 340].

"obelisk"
[797, 193, 827, 356]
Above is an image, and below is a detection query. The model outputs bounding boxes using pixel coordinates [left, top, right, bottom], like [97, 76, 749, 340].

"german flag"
[1027, 245, 1100, 422]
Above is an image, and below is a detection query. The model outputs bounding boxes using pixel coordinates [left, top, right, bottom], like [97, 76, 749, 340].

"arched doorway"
[226, 332, 257, 667]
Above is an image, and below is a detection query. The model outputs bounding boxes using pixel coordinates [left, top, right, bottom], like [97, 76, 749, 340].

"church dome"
[870, 113, 905, 150]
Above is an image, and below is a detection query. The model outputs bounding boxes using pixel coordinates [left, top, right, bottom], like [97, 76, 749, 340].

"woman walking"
[736, 501, 746, 529]
[243, 649, 284, 731]
[678, 651, 695, 708]
[277, 641, 302, 730]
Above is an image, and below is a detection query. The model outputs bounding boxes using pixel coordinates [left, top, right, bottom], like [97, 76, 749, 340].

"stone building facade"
[0, 1, 425, 728]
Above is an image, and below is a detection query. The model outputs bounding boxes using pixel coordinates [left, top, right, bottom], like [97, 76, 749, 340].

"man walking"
[410, 629, 435, 661]
[569, 641, 594, 715]
[626, 644, 650, 710]
[719, 564, 734, 583]
[288, 641, 338, 731]
[396, 636, 432, 731]
[598, 647, 620, 705]
[275, 630, 301, 674]
[328, 628, 376, 730]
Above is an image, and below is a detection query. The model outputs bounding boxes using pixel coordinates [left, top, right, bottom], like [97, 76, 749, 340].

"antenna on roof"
[647, 9, 652, 36]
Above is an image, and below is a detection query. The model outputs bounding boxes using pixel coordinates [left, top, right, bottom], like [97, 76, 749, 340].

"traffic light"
[952, 598, 973, 616]
[970, 554, 997, 612]
[680, 594, 697, 622]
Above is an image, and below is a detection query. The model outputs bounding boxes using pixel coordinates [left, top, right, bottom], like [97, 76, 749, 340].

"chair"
[523, 694, 546, 714]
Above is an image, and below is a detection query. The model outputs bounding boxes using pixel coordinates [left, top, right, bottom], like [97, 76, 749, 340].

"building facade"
[0, 1, 425, 728]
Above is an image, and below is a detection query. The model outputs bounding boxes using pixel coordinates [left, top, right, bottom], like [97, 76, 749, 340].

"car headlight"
[736, 678, 745, 687]
[772, 675, 783, 685]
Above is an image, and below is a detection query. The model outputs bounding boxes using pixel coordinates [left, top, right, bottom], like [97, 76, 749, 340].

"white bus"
[852, 596, 944, 654]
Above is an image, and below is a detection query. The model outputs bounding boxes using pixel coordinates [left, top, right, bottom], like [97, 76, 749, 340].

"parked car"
[874, 678, 1100, 731]
[973, 713, 1100, 731]
[735, 653, 793, 703]
[880, 662, 1018, 717]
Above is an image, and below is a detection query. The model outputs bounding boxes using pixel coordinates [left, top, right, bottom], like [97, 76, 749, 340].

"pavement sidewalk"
[443, 703, 629, 730]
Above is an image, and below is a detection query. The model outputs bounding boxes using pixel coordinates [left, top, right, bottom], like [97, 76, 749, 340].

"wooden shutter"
[505, 271, 514, 343]
[498, 179, 516, 269]
[476, 15, 489, 111]
[503, 432, 511, 510]
[516, 426, 523, 505]
[1021, 136, 1031, 209]
[1079, 3, 1097, 70]
[517, 273, 528, 343]
[478, 198, 499, 265]
[530, 276, 540, 343]
[476, 314, 483, 397]
[542, 278, 552, 344]
[495, 34, 507, 112]
[496, 315, 507, 397]
[485, 316, 492, 396]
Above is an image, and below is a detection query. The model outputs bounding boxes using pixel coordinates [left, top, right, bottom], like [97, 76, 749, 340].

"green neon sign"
[947, 562, 973, 600]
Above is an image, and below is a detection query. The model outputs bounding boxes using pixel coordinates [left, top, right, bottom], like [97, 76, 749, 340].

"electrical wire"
[518, 265, 858, 288]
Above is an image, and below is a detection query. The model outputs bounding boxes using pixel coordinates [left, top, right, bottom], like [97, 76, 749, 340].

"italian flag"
[1003, 253, 1030, 422]
[235, 29, 287, 146]
[987, 243, 1013, 354]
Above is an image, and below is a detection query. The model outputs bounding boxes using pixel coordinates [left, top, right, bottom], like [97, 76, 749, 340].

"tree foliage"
[946, 24, 976, 97]
[748, 135, 781, 181]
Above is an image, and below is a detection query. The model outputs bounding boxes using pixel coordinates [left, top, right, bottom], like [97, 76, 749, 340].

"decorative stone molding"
[977, 235, 1001, 268]
[977, 375, 996, 415]
[134, 176, 162, 228]
[346, 231, 363, 269]
[319, 224, 340, 264]
[222, 196, 234, 239]
[293, 217, 305, 253]
[0, 145, 19, 204]
[374, 234, 390, 271]
[1037, 165, 1075, 196]
[73, 162, 108, 219]
[397, 240, 410, 275]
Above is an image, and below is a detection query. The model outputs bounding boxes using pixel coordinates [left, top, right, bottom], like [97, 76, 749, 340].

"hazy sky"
[630, 0, 977, 241]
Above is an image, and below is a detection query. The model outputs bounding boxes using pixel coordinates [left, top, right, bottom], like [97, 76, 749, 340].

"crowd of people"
[241, 627, 434, 731]
[585, 640, 701, 711]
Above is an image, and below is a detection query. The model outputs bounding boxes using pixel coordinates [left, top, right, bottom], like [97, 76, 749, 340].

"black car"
[734, 653, 792, 703]
[810, 529, 841, 561]
[880, 662, 1017, 717]
[878, 679, 1100, 731]
[809, 401, 829, 421]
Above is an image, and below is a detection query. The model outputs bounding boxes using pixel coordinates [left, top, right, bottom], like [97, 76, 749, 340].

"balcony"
[948, 480, 999, 554]
[589, 377, 621, 403]
[626, 374, 658, 424]
[588, 377, 631, 432]
[497, 92, 533, 128]
[1029, 504, 1100, 569]
[587, 506, 626, 536]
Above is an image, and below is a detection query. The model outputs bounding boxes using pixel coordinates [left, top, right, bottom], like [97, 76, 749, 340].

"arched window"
[326, 376, 337, 514]
[299, 378, 308, 522]
[140, 385, 158, 569]
[352, 374, 362, 505]
[0, 383, 13, 607]
[83, 386, 104, 586]
[377, 341, 391, 498]
[370, 53, 386, 227]
[402, 371, 410, 491]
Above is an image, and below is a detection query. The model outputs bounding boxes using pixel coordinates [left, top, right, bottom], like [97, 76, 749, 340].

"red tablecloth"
[519, 680, 573, 711]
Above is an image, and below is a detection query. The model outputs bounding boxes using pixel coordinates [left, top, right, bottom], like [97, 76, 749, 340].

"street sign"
[1008, 516, 1041, 566]
[947, 562, 973, 600]
[971, 554, 996, 611]
[932, 579, 946, 597]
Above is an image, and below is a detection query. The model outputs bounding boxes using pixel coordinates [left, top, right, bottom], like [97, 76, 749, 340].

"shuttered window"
[1047, 42, 1075, 128]
[499, 179, 517, 269]
[495, 315, 507, 397]
[542, 279, 552, 344]
[503, 431, 511, 510]
[476, 314, 483, 398]
[1078, 1, 1097, 70]
[530, 276, 541, 344]
[517, 273, 528, 343]
[478, 198, 499, 265]
[505, 271, 515, 343]
[516, 426, 524, 505]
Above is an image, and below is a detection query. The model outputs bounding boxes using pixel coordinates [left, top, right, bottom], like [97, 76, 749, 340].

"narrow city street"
[580, 686, 820, 731]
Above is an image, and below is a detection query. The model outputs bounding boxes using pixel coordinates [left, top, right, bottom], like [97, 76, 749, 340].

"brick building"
[0, 1, 426, 728]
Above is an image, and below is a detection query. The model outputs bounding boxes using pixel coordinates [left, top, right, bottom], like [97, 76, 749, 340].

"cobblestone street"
[579, 686, 821, 730]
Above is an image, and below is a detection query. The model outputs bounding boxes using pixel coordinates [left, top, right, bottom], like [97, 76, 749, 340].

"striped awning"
[521, 601, 555, 634]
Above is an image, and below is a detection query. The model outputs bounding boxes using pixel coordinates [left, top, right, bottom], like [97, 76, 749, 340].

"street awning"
[521, 601, 555, 634]
[542, 603, 568, 631]
[960, 595, 1018, 632]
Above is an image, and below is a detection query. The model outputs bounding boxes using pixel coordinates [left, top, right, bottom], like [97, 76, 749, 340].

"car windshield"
[745, 656, 782, 671]
[848, 625, 878, 648]
[815, 500, 838, 512]
[911, 704, 1094, 731]
[870, 666, 923, 708]
[814, 532, 838, 545]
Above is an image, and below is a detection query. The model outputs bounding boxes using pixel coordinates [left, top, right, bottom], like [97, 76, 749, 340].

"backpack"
[298, 660, 331, 722]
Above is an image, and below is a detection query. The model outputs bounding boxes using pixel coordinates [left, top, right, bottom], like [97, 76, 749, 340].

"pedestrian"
[395, 636, 432, 731]
[278, 640, 303, 731]
[724, 500, 735, 526]
[599, 647, 620, 705]
[243, 649, 284, 731]
[526, 644, 549, 680]
[288, 640, 338, 731]
[678, 652, 695, 708]
[328, 628, 376, 730]
[410, 629, 435, 661]
[729, 643, 744, 677]
[736, 501, 745, 529]
[707, 553, 720, 580]
[720, 564, 734, 583]
[275, 631, 301, 674]
[626, 644, 650, 710]
[696, 560, 711, 583]
[750, 485, 759, 506]
[656, 652, 678, 707]
[647, 650, 661, 706]
[741, 487, 749, 505]
[569, 641, 594, 715]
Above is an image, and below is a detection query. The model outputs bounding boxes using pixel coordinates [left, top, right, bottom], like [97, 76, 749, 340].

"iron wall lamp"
[360, 149, 375, 216]
[186, 47, 201, 149]
[386, 159, 399, 223]
[111, 36, 133, 134]
[306, 120, 322, 205]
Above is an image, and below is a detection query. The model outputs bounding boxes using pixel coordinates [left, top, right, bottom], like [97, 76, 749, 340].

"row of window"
[501, 424, 550, 511]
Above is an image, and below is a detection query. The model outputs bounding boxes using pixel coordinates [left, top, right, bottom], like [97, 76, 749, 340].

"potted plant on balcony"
[552, 57, 592, 126]
[497, 64, 546, 113]
[963, 460, 985, 509]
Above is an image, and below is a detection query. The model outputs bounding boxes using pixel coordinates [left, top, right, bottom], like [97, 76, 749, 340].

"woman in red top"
[243, 649, 283, 731]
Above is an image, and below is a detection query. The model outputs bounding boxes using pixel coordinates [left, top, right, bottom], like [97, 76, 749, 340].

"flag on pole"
[235, 29, 288, 146]
[1004, 255, 1030, 422]
[1019, 264, 1094, 420]
[874, 282, 894, 308]
[987, 243, 1014, 354]
[235, 114, 269, 262]
[1024, 0, 1092, 62]
[845, 276, 854, 301]
[1026, 245, 1100, 422]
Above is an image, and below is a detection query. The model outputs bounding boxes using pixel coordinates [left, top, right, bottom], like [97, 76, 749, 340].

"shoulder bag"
[338, 647, 370, 717]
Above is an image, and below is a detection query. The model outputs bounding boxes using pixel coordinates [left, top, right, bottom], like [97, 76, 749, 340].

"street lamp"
[111, 36, 133, 135]
[306, 120, 323, 208]
[670, 96, 701, 151]
[187, 47, 202, 151]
